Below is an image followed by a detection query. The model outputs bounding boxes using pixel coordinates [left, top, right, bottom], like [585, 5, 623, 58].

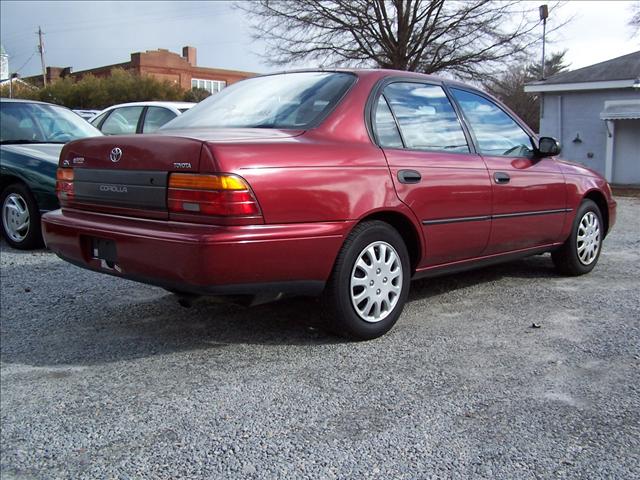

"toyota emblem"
[110, 147, 123, 163]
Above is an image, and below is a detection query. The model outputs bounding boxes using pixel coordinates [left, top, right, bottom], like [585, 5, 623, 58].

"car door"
[374, 81, 493, 267]
[450, 88, 567, 254]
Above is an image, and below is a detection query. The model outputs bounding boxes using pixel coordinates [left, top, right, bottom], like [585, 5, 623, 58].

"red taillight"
[168, 173, 261, 217]
[56, 168, 74, 201]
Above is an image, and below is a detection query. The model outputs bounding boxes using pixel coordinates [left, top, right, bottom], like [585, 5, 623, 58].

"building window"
[191, 78, 227, 94]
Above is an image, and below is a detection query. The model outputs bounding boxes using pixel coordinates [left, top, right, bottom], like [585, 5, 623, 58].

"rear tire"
[552, 199, 603, 276]
[1, 183, 43, 250]
[324, 221, 411, 340]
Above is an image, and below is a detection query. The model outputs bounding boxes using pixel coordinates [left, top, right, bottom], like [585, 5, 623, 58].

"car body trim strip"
[422, 215, 491, 225]
[422, 208, 572, 225]
[492, 208, 571, 219]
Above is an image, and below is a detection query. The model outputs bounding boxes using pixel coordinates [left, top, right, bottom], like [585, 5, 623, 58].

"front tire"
[1, 183, 43, 250]
[552, 199, 603, 276]
[324, 221, 411, 340]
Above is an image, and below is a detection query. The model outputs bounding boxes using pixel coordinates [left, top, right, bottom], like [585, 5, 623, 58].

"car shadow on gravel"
[0, 286, 340, 367]
[1, 250, 559, 367]
[0, 240, 48, 255]
[408, 254, 559, 300]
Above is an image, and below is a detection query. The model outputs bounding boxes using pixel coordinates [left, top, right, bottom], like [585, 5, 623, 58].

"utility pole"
[539, 5, 548, 80]
[37, 26, 47, 86]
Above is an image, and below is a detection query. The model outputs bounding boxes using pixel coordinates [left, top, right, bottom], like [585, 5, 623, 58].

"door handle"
[494, 172, 510, 184]
[398, 169, 422, 184]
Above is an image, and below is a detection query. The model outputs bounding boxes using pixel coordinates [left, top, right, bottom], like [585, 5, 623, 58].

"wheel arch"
[583, 189, 609, 237]
[0, 174, 28, 193]
[352, 210, 423, 273]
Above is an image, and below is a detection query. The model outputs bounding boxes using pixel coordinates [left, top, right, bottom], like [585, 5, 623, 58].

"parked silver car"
[90, 101, 195, 135]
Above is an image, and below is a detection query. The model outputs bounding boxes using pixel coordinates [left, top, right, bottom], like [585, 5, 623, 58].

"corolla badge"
[100, 184, 128, 193]
[110, 147, 123, 163]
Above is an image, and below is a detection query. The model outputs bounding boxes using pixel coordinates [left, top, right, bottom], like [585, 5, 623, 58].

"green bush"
[183, 87, 211, 103]
[2, 69, 211, 109]
[0, 81, 40, 101]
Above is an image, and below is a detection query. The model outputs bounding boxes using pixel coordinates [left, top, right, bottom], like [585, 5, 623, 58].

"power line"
[0, 4, 234, 41]
[13, 50, 37, 74]
[31, 3, 224, 31]
[45, 8, 235, 35]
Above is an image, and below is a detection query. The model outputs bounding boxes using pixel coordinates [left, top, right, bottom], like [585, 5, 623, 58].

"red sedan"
[42, 70, 617, 340]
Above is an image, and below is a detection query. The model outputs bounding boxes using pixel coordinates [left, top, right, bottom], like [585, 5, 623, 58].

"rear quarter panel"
[204, 133, 405, 224]
[200, 71, 416, 227]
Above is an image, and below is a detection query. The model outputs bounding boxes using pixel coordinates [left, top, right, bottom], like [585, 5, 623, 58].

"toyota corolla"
[42, 70, 617, 340]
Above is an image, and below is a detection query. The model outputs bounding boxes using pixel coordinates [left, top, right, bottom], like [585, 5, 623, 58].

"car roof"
[100, 101, 196, 110]
[0, 97, 65, 106]
[255, 68, 478, 91]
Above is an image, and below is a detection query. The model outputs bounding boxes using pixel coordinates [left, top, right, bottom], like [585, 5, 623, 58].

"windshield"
[162, 72, 356, 130]
[0, 102, 102, 144]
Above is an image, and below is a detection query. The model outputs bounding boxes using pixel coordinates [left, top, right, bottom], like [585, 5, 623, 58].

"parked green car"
[1, 98, 102, 249]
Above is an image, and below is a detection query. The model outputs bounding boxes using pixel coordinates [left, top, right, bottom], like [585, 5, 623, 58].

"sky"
[1, 0, 638, 79]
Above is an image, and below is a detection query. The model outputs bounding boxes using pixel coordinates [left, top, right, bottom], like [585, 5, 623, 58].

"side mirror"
[537, 136, 561, 157]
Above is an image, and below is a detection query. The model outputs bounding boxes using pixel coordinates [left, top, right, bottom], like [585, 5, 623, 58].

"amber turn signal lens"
[167, 173, 261, 218]
[55, 168, 75, 201]
[168, 173, 248, 191]
[56, 168, 74, 181]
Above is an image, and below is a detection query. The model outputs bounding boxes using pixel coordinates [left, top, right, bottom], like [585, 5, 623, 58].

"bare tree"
[630, 1, 640, 37]
[484, 51, 569, 131]
[239, 0, 563, 80]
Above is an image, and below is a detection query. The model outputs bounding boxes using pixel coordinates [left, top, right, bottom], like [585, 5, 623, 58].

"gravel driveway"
[1, 197, 639, 479]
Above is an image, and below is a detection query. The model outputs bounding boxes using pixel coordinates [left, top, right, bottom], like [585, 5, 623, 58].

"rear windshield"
[162, 72, 356, 130]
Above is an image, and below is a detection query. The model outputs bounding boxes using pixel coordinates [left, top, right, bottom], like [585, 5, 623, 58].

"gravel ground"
[1, 197, 639, 479]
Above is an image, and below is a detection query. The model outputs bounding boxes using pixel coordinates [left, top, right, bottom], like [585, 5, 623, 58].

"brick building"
[25, 46, 255, 93]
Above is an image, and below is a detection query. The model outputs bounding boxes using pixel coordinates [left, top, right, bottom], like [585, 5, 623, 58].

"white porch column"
[604, 120, 615, 182]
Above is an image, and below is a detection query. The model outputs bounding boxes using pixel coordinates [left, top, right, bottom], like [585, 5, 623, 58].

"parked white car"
[90, 101, 196, 135]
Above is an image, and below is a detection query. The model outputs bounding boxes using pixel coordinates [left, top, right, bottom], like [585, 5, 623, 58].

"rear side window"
[382, 83, 469, 153]
[373, 96, 403, 148]
[142, 107, 177, 133]
[101, 106, 144, 135]
[451, 89, 534, 157]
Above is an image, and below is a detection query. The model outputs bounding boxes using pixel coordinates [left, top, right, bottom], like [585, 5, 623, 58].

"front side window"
[100, 106, 144, 135]
[165, 72, 355, 130]
[451, 88, 533, 157]
[142, 107, 177, 133]
[381, 82, 469, 153]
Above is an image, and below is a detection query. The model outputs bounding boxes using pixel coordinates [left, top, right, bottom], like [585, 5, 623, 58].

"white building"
[0, 45, 9, 81]
[525, 52, 640, 186]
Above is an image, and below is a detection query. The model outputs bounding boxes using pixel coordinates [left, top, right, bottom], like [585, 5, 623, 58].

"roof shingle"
[527, 50, 640, 86]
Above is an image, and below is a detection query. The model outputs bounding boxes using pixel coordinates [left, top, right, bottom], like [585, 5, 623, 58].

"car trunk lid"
[59, 135, 205, 219]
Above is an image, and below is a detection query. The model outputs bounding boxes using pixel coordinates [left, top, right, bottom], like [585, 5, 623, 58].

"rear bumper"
[42, 209, 351, 296]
